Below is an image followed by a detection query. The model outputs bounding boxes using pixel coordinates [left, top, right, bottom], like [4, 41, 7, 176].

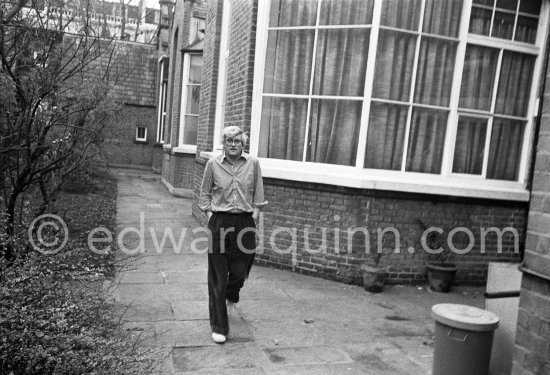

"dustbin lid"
[432, 304, 499, 332]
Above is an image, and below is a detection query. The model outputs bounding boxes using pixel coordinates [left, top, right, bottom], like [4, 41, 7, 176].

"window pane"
[319, 0, 373, 25]
[264, 30, 314, 95]
[515, 15, 538, 43]
[496, 0, 518, 11]
[365, 102, 408, 170]
[380, 0, 421, 30]
[422, 0, 463, 37]
[182, 116, 197, 144]
[188, 55, 202, 83]
[459, 45, 498, 111]
[137, 127, 146, 138]
[406, 108, 448, 173]
[269, 0, 317, 27]
[307, 99, 361, 166]
[372, 30, 416, 101]
[469, 6, 492, 36]
[492, 11, 515, 39]
[162, 59, 169, 80]
[519, 0, 541, 15]
[473, 0, 494, 6]
[259, 97, 307, 161]
[453, 116, 487, 174]
[186, 86, 200, 114]
[414, 37, 457, 107]
[487, 118, 524, 180]
[495, 51, 535, 116]
[313, 29, 370, 96]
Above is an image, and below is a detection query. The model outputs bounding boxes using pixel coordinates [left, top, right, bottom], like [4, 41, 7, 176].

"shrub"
[0, 250, 163, 375]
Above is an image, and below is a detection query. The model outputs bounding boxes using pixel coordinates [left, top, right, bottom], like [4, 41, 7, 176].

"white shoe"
[212, 332, 226, 344]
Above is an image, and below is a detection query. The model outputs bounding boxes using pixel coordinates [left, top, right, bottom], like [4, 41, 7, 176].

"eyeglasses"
[224, 139, 242, 146]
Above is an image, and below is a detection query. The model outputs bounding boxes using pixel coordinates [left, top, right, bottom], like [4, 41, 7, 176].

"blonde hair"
[222, 126, 248, 146]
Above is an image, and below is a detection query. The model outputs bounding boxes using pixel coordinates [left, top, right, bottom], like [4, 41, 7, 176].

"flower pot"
[361, 265, 386, 293]
[426, 263, 458, 293]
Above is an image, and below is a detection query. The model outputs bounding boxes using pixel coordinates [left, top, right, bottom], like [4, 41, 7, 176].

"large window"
[177, 53, 202, 150]
[251, 0, 546, 194]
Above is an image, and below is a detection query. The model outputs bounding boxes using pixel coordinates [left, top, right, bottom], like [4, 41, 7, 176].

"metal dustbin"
[431, 304, 499, 375]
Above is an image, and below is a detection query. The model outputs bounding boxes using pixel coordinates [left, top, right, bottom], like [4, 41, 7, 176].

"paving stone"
[263, 346, 352, 365]
[155, 320, 214, 347]
[237, 299, 306, 322]
[164, 270, 207, 284]
[156, 255, 197, 271]
[115, 283, 208, 302]
[118, 255, 161, 272]
[171, 300, 209, 320]
[122, 321, 156, 346]
[171, 344, 262, 372]
[227, 316, 254, 344]
[283, 285, 362, 301]
[238, 283, 290, 301]
[248, 319, 325, 348]
[118, 271, 164, 284]
[121, 301, 173, 321]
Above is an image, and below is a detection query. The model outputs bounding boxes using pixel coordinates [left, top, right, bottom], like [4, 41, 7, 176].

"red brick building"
[158, 1, 550, 371]
[102, 40, 160, 168]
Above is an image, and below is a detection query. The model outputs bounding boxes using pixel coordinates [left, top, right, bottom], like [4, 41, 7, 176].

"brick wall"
[152, 146, 163, 173]
[513, 274, 550, 374]
[85, 38, 158, 168]
[512, 43, 550, 373]
[196, 0, 222, 153]
[254, 180, 525, 285]
[223, 0, 256, 139]
[107, 41, 158, 106]
[103, 104, 156, 166]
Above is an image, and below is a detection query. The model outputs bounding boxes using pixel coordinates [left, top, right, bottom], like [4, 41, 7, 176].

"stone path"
[111, 168, 485, 374]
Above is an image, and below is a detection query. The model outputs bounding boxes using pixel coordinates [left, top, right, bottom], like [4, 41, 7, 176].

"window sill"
[162, 144, 172, 150]
[172, 145, 197, 154]
[134, 139, 148, 144]
[200, 152, 530, 202]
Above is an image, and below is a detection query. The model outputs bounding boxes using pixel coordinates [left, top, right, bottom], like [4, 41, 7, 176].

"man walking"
[199, 126, 267, 344]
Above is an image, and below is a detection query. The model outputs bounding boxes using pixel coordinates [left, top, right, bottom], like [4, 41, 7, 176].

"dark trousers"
[207, 212, 256, 335]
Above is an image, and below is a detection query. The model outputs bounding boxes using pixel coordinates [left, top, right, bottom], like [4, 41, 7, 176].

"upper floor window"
[250, 0, 546, 191]
[156, 57, 169, 143]
[177, 53, 202, 151]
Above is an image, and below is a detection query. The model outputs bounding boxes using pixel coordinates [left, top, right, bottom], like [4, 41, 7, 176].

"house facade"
[160, 0, 548, 284]
[156, 1, 549, 372]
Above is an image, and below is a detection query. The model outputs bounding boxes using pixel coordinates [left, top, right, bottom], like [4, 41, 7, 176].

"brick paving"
[111, 168, 486, 375]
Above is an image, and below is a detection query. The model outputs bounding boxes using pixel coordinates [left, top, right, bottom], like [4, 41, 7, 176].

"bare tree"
[132, 0, 143, 42]
[0, 0, 122, 261]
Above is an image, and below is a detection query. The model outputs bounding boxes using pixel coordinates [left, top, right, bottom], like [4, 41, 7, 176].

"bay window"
[250, 0, 548, 199]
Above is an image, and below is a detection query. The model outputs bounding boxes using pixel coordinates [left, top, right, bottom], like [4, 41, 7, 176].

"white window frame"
[174, 52, 202, 154]
[135, 126, 147, 142]
[212, 0, 232, 151]
[156, 56, 168, 143]
[246, 0, 549, 201]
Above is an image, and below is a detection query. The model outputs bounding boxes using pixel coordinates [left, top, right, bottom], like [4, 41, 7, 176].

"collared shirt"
[199, 152, 268, 213]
